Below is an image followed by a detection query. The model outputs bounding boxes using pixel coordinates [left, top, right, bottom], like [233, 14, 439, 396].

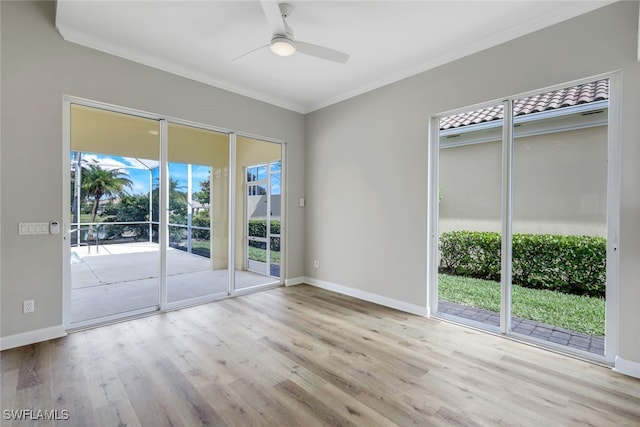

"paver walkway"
[438, 300, 604, 356]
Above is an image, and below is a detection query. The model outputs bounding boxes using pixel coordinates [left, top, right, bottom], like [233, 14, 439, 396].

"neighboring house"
[247, 194, 282, 220]
[190, 199, 207, 215]
[439, 79, 608, 237]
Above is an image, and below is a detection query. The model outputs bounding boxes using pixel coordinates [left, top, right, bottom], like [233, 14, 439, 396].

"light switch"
[299, 197, 305, 207]
[18, 222, 50, 235]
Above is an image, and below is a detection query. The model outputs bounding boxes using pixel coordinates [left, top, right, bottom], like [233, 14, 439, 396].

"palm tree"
[151, 177, 187, 220]
[81, 162, 133, 225]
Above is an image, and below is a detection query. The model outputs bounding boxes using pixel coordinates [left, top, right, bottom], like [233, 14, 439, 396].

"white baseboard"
[304, 277, 429, 316]
[284, 276, 306, 286]
[0, 325, 66, 351]
[613, 355, 640, 379]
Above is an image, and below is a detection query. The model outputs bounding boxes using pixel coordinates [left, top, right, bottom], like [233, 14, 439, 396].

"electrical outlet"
[23, 300, 35, 314]
[313, 260, 320, 268]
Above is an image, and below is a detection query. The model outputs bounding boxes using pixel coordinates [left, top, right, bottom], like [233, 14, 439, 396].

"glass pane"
[248, 239, 267, 261]
[248, 216, 267, 238]
[437, 104, 503, 330]
[247, 167, 257, 182]
[152, 167, 160, 226]
[168, 224, 187, 250]
[70, 104, 160, 324]
[167, 123, 229, 304]
[270, 162, 281, 278]
[511, 80, 608, 356]
[271, 161, 281, 196]
[257, 165, 267, 181]
[270, 236, 281, 278]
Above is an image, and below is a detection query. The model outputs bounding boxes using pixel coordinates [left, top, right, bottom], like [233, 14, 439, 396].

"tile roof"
[439, 79, 609, 130]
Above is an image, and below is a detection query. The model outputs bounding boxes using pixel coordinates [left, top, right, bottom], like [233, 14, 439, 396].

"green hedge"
[248, 219, 281, 237]
[439, 231, 606, 298]
[248, 220, 281, 251]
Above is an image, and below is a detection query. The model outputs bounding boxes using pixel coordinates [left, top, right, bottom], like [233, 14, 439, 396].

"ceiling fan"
[233, 1, 350, 63]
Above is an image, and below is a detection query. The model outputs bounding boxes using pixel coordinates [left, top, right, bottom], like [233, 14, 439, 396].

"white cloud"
[74, 154, 159, 172]
[80, 154, 131, 172]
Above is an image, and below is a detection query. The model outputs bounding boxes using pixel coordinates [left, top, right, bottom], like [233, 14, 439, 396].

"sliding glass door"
[431, 77, 616, 361]
[166, 123, 230, 304]
[69, 104, 161, 325]
[234, 136, 283, 291]
[437, 103, 504, 330]
[246, 161, 282, 277]
[66, 100, 285, 329]
[511, 87, 608, 355]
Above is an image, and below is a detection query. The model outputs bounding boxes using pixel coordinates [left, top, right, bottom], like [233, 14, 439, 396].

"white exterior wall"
[440, 125, 607, 237]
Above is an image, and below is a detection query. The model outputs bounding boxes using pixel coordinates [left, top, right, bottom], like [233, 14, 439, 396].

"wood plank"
[47, 335, 96, 426]
[200, 381, 267, 427]
[1, 284, 639, 426]
[227, 376, 316, 426]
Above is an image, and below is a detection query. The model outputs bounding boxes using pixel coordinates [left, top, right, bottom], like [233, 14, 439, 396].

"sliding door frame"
[62, 97, 167, 329]
[162, 118, 233, 311]
[427, 72, 621, 364]
[232, 133, 286, 295]
[426, 97, 505, 328]
[500, 99, 513, 334]
[62, 96, 286, 329]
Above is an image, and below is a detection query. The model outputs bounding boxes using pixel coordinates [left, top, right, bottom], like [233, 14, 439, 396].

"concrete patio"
[71, 242, 280, 324]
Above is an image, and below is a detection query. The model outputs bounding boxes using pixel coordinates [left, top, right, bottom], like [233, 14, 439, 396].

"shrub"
[439, 231, 606, 298]
[439, 231, 501, 281]
[248, 220, 281, 252]
[192, 210, 211, 240]
[102, 194, 150, 240]
[249, 220, 265, 237]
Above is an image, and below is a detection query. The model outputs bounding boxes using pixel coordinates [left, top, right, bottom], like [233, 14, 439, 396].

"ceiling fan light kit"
[232, 0, 350, 63]
[270, 36, 296, 56]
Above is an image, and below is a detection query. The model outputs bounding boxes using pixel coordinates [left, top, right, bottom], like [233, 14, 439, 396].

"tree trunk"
[90, 196, 100, 224]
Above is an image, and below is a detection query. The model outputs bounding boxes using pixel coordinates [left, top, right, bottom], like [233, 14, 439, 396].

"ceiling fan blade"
[296, 41, 350, 63]
[232, 43, 269, 62]
[260, 0, 286, 35]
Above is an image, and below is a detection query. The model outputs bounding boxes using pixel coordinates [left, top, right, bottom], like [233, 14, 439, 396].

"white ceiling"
[55, 1, 612, 114]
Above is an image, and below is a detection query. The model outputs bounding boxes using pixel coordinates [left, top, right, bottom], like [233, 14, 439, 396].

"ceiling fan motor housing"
[270, 35, 296, 56]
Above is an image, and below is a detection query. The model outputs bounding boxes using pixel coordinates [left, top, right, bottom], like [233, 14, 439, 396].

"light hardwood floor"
[2, 285, 639, 426]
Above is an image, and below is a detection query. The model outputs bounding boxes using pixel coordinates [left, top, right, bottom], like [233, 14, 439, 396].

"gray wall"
[440, 126, 607, 237]
[1, 1, 305, 337]
[305, 2, 640, 365]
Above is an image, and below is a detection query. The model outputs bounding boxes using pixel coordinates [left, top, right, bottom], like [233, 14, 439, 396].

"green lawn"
[191, 241, 210, 250]
[77, 213, 114, 224]
[190, 241, 281, 265]
[438, 274, 605, 336]
[249, 247, 280, 264]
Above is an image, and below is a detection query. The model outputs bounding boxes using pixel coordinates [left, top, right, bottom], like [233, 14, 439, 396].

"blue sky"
[71, 152, 281, 196]
[71, 153, 207, 196]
